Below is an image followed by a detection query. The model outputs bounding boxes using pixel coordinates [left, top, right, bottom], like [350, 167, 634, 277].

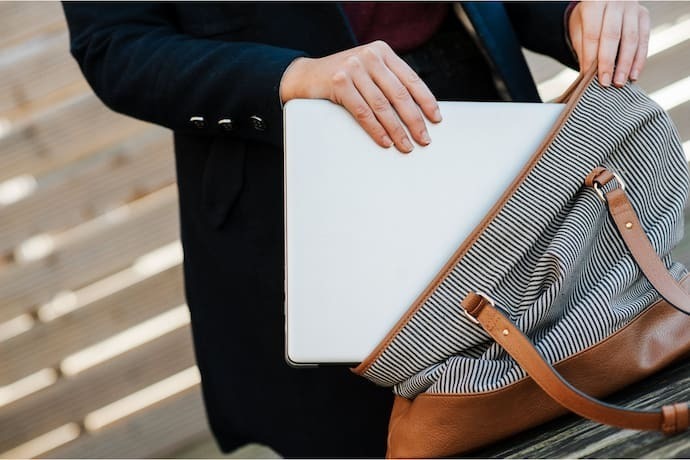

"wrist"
[279, 57, 310, 104]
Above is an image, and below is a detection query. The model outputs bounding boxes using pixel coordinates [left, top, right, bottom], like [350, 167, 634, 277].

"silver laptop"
[284, 99, 565, 366]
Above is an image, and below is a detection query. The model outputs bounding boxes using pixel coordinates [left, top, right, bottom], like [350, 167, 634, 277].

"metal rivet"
[502, 329, 509, 336]
[625, 222, 633, 229]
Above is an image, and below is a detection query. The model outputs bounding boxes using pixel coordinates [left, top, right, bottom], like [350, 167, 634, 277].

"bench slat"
[0, 32, 84, 117]
[0, 129, 173, 255]
[0, 325, 195, 451]
[38, 387, 209, 459]
[0, 93, 151, 181]
[0, 185, 179, 324]
[0, 3, 64, 51]
[0, 264, 184, 384]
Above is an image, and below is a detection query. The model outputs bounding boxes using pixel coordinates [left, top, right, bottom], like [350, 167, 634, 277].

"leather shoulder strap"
[462, 292, 689, 435]
[589, 167, 690, 315]
[462, 166, 690, 435]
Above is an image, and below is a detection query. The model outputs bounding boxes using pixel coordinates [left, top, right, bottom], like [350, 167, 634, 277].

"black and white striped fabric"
[361, 76, 690, 399]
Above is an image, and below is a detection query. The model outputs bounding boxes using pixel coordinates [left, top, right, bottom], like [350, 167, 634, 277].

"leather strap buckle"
[593, 170, 627, 202]
[462, 291, 495, 325]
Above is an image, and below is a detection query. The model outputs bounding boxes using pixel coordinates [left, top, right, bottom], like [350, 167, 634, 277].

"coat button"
[190, 116, 206, 128]
[249, 115, 266, 131]
[218, 118, 234, 131]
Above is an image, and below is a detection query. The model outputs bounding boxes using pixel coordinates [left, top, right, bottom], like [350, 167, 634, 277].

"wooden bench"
[477, 357, 690, 458]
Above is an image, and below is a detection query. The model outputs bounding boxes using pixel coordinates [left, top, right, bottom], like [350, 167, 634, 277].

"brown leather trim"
[386, 274, 690, 458]
[464, 293, 680, 433]
[353, 61, 600, 376]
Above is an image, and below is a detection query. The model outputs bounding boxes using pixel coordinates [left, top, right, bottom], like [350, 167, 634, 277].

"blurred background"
[0, 2, 688, 458]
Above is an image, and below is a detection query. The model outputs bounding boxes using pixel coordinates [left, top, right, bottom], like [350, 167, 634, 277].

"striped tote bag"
[352, 61, 690, 458]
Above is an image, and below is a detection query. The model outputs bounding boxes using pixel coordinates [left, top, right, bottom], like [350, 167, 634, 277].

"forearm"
[63, 2, 307, 147]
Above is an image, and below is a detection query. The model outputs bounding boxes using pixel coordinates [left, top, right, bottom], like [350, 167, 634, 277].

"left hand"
[568, 1, 651, 87]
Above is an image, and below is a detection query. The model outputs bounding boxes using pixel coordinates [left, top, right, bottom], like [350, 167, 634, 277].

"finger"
[331, 70, 397, 151]
[348, 57, 417, 151]
[598, 2, 624, 86]
[358, 48, 430, 147]
[630, 6, 650, 81]
[613, 2, 639, 87]
[580, 1, 606, 77]
[375, 42, 442, 123]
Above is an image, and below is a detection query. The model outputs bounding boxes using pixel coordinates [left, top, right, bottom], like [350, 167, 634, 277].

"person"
[61, 2, 650, 457]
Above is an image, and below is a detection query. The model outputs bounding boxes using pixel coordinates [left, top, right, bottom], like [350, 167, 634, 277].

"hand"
[279, 40, 442, 153]
[568, 1, 651, 87]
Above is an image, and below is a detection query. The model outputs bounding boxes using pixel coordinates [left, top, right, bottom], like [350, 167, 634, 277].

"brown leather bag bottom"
[386, 274, 690, 458]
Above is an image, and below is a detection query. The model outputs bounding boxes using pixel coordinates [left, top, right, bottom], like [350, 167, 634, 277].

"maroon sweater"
[342, 2, 449, 53]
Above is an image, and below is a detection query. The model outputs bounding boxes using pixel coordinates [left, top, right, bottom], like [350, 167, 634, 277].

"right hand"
[279, 40, 442, 154]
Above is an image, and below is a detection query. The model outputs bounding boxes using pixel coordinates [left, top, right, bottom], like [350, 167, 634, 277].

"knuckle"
[406, 72, 422, 85]
[370, 95, 390, 112]
[391, 125, 407, 141]
[345, 55, 361, 71]
[392, 84, 410, 101]
[331, 71, 348, 86]
[583, 31, 601, 42]
[601, 29, 621, 41]
[360, 46, 380, 62]
[623, 30, 639, 43]
[352, 104, 372, 121]
[372, 40, 391, 52]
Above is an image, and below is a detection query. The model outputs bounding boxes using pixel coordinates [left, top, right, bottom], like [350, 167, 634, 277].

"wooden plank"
[0, 32, 87, 117]
[0, 128, 173, 255]
[669, 103, 690, 144]
[523, 49, 565, 85]
[0, 93, 152, 181]
[0, 3, 65, 51]
[637, 39, 690, 95]
[476, 354, 690, 458]
[0, 264, 184, 385]
[0, 325, 195, 451]
[0, 185, 180, 323]
[645, 1, 690, 28]
[39, 386, 210, 459]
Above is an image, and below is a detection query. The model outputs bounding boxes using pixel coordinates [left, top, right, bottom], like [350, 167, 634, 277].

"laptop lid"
[284, 99, 565, 366]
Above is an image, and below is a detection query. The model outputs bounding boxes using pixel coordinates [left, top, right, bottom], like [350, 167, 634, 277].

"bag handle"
[462, 166, 690, 435]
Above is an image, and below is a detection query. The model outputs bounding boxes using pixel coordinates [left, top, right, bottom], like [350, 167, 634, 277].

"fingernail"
[630, 69, 639, 81]
[421, 130, 431, 145]
[433, 107, 442, 122]
[382, 135, 393, 148]
[401, 137, 414, 153]
[601, 72, 611, 87]
[614, 72, 626, 87]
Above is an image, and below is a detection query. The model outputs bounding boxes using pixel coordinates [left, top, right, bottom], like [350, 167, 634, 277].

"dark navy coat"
[62, 3, 577, 457]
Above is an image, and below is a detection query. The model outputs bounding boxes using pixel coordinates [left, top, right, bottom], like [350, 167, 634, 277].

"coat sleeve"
[504, 2, 579, 70]
[62, 2, 308, 148]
